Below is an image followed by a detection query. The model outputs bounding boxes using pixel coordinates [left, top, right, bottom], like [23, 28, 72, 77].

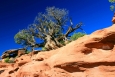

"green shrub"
[4, 57, 10, 63]
[25, 50, 31, 54]
[42, 47, 47, 51]
[4, 57, 15, 63]
[59, 40, 65, 45]
[70, 32, 86, 41]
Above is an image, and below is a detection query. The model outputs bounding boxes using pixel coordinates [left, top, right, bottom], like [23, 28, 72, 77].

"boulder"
[1, 48, 26, 59]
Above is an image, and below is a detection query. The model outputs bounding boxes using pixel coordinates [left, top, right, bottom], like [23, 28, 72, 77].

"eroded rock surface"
[1, 48, 26, 59]
[1, 24, 115, 77]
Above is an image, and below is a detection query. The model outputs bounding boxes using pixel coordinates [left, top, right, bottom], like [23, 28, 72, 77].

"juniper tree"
[14, 7, 84, 50]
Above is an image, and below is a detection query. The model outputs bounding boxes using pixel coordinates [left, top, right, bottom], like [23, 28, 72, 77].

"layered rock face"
[0, 24, 115, 77]
[1, 48, 26, 59]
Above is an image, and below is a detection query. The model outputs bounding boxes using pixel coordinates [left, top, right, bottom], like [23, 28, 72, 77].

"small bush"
[42, 47, 47, 51]
[70, 32, 86, 41]
[4, 57, 15, 63]
[59, 40, 65, 45]
[4, 57, 10, 63]
[25, 50, 31, 54]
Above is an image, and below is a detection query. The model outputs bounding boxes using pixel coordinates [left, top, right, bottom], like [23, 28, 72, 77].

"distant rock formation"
[1, 48, 26, 59]
[1, 24, 115, 77]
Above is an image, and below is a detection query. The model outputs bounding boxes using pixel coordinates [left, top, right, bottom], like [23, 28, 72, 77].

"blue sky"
[0, 0, 114, 56]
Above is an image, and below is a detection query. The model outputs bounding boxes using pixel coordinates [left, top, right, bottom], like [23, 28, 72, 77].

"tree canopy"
[14, 7, 85, 51]
[14, 29, 36, 50]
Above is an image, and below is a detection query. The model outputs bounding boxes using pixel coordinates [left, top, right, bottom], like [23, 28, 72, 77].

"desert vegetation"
[109, 0, 115, 12]
[4, 57, 15, 63]
[14, 7, 86, 51]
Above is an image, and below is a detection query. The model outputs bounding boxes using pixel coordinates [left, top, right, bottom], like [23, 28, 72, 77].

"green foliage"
[59, 40, 65, 45]
[4, 57, 10, 63]
[110, 5, 114, 11]
[109, 0, 115, 11]
[32, 6, 68, 38]
[109, 0, 115, 3]
[42, 47, 47, 51]
[25, 50, 31, 54]
[70, 32, 86, 41]
[66, 40, 71, 44]
[4, 57, 14, 63]
[14, 29, 35, 49]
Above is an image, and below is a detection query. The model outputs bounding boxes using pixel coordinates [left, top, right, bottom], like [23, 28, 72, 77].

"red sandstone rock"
[1, 48, 26, 59]
[14, 54, 31, 66]
[112, 12, 115, 23]
[1, 24, 115, 77]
